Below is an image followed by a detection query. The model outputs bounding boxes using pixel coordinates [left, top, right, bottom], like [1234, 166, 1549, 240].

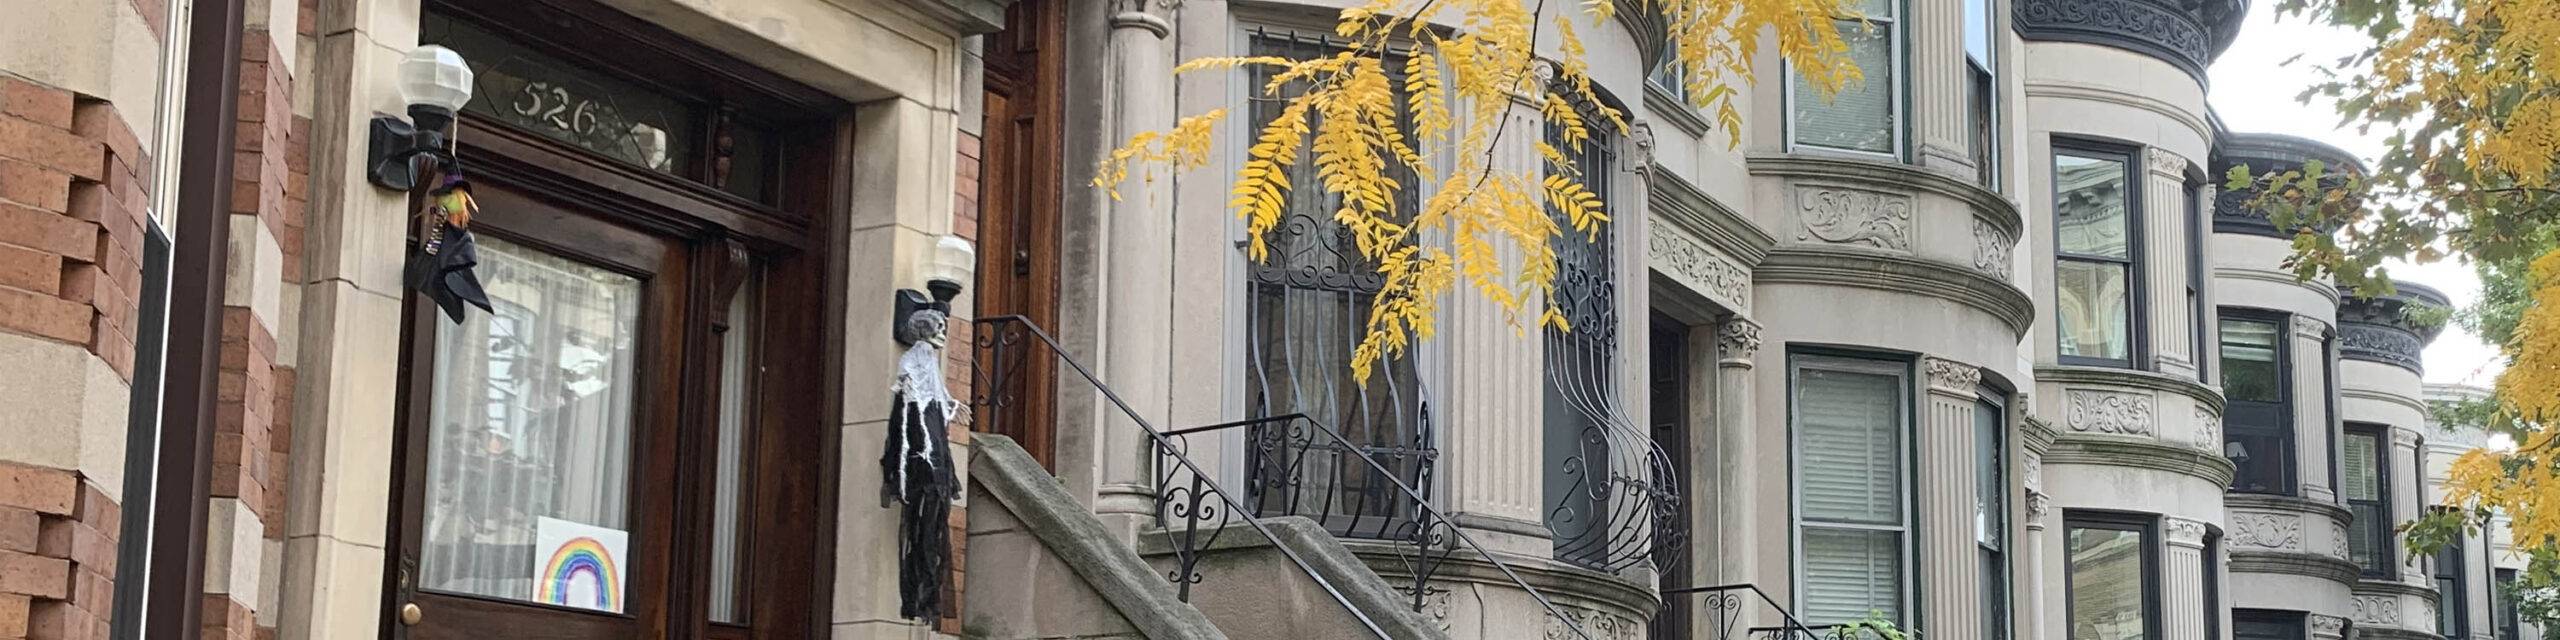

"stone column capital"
[2164, 516, 2208, 548]
[1717, 319, 1761, 365]
[1110, 0, 1178, 37]
[1923, 356, 1981, 394]
[2147, 147, 2191, 177]
[2025, 491, 2050, 529]
[2292, 315, 2331, 340]
[2310, 614, 2348, 639]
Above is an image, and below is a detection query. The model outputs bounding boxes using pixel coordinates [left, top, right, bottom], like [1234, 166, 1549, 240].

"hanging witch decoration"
[404, 154, 493, 322]
[883, 301, 962, 621]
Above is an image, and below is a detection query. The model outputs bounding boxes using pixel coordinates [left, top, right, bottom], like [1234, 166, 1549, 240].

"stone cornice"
[2212, 266, 2344, 306]
[1644, 86, 1712, 139]
[1747, 153, 2024, 238]
[2013, 0, 2246, 84]
[1650, 170, 1772, 265]
[2035, 365, 2227, 413]
[2341, 388, 2431, 421]
[2020, 416, 2061, 454]
[2229, 550, 2364, 585]
[2228, 492, 2356, 526]
[2213, 131, 2366, 238]
[1757, 246, 2036, 337]
[2355, 579, 2440, 600]
[2046, 436, 2236, 487]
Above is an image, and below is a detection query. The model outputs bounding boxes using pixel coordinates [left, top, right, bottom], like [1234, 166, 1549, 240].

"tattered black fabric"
[405, 217, 493, 323]
[882, 315, 961, 622]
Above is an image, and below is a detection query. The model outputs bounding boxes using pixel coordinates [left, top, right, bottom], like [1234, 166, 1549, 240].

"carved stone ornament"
[2012, 0, 2225, 81]
[2066, 389, 2157, 436]
[2229, 512, 2304, 550]
[1648, 219, 1753, 314]
[1717, 319, 1762, 361]
[2330, 522, 2351, 560]
[1546, 607, 1641, 640]
[2023, 452, 2043, 491]
[1628, 121, 1658, 175]
[2310, 614, 2349, 637]
[1402, 588, 1454, 632]
[2026, 491, 2051, 523]
[1972, 218, 2015, 280]
[1925, 357, 1983, 392]
[2147, 147, 2190, 176]
[2164, 516, 2207, 546]
[2293, 314, 2330, 339]
[1796, 187, 1913, 252]
[2353, 595, 2402, 626]
[2422, 600, 2438, 629]
[2340, 323, 2426, 371]
[2193, 406, 2222, 451]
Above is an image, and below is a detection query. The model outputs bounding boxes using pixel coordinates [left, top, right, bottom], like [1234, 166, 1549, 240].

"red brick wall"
[0, 72, 148, 640]
[935, 130, 982, 637]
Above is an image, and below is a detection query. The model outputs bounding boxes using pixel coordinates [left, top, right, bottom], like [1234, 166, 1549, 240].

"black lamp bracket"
[368, 104, 459, 191]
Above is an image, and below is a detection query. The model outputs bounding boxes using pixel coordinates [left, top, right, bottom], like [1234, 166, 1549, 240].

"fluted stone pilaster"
[1922, 357, 1983, 640]
[2293, 316, 2335, 501]
[2147, 149, 2196, 377]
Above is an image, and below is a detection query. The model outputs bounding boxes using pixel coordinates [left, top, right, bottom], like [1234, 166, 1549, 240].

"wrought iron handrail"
[971, 315, 1592, 640]
[970, 315, 1390, 638]
[1159, 413, 1596, 640]
[1659, 583, 1855, 640]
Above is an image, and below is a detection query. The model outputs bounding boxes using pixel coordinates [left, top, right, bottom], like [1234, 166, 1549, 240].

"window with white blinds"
[1792, 354, 1909, 625]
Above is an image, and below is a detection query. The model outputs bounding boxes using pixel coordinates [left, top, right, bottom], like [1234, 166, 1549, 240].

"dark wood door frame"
[975, 0, 1066, 468]
[383, 2, 852, 637]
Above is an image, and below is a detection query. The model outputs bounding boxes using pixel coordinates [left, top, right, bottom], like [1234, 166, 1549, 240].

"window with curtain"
[1964, 0, 1995, 186]
[2499, 568, 2522, 640]
[2055, 147, 2138, 366]
[1978, 394, 2008, 640]
[2067, 514, 2156, 640]
[2439, 529, 2469, 638]
[2344, 424, 2393, 579]
[1792, 354, 1908, 625]
[420, 235, 642, 603]
[1236, 27, 1435, 540]
[2220, 313, 2292, 494]
[1791, 0, 1898, 155]
[709, 270, 760, 623]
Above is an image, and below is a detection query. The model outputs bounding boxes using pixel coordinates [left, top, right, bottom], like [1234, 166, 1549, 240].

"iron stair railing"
[1660, 583, 1865, 640]
[972, 315, 1597, 640]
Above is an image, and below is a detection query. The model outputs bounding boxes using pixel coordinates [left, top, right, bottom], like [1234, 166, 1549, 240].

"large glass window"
[1237, 27, 1435, 540]
[2055, 147, 2139, 366]
[2440, 529, 2469, 638]
[1791, 0, 1898, 155]
[2233, 610, 2304, 640]
[2220, 313, 2293, 494]
[1793, 354, 1909, 625]
[2344, 423, 2394, 579]
[1964, 0, 1995, 186]
[1978, 395, 2009, 640]
[2068, 513, 2157, 640]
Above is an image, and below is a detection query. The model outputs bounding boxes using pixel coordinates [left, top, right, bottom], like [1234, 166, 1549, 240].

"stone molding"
[2045, 437, 2236, 487]
[1758, 246, 2036, 337]
[2192, 405, 2222, 451]
[2312, 614, 2349, 638]
[2013, 0, 2244, 83]
[1647, 218, 1753, 315]
[1795, 186, 1914, 252]
[2339, 322, 2426, 372]
[2036, 365, 2228, 413]
[1651, 170, 1774, 264]
[2212, 266, 2345, 306]
[2229, 511, 2303, 551]
[2065, 388, 2157, 436]
[2147, 147, 2191, 177]
[2229, 550, 2365, 586]
[2352, 594, 2402, 626]
[1747, 153, 2025, 238]
[2293, 314, 2332, 339]
[1925, 357, 1983, 393]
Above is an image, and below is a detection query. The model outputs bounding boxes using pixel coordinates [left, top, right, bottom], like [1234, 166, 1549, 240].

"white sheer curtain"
[420, 236, 641, 602]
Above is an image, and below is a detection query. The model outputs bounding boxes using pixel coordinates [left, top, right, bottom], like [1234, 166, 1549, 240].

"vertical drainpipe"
[140, 0, 246, 635]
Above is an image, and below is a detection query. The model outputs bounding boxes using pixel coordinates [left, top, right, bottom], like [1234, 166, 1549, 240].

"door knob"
[400, 603, 424, 626]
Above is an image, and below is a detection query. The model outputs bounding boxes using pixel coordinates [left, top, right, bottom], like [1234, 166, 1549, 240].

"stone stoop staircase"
[961, 433, 1445, 640]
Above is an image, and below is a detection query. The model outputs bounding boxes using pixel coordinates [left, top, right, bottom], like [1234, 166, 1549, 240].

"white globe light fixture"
[893, 234, 978, 346]
[369, 45, 476, 191]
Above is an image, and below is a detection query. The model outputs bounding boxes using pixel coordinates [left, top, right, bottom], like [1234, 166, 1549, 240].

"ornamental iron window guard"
[971, 316, 1597, 640]
[1662, 583, 1871, 640]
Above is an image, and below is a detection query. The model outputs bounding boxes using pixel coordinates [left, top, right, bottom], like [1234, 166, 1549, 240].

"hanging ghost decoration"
[405, 164, 494, 323]
[883, 306, 961, 622]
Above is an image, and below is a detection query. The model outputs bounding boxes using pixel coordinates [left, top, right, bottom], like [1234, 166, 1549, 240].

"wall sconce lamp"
[367, 45, 475, 191]
[893, 235, 977, 345]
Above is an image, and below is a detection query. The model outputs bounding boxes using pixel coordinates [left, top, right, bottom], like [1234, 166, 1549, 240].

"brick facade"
[0, 463, 120, 640]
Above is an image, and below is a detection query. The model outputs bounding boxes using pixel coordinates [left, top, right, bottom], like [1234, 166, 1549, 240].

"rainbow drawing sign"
[531, 517, 627, 613]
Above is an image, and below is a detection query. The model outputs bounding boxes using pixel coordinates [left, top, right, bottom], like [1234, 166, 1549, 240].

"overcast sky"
[2203, 6, 2506, 388]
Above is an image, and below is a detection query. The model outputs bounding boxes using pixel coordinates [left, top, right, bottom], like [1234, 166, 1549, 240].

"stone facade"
[0, 0, 2501, 639]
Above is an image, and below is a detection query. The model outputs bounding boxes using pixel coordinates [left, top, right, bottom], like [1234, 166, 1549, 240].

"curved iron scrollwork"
[1665, 584, 1851, 640]
[1541, 82, 1685, 574]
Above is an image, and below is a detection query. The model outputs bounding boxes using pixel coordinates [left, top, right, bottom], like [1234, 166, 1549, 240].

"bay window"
[2067, 512, 2158, 640]
[2344, 423, 2393, 578]
[2220, 312, 2292, 494]
[1790, 0, 1899, 156]
[2054, 145, 2141, 367]
[1792, 354, 1910, 625]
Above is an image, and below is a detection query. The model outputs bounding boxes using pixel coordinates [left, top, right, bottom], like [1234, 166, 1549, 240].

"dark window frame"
[2185, 178, 2209, 383]
[2051, 138, 2147, 369]
[2219, 307, 2296, 495]
[2233, 609, 2305, 640]
[2064, 510, 2162, 640]
[2204, 532, 2223, 640]
[2498, 567, 2523, 640]
[2438, 517, 2471, 639]
[2344, 422, 2394, 578]
[1977, 390, 2010, 640]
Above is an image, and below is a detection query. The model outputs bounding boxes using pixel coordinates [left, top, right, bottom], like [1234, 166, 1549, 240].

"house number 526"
[511, 81, 602, 135]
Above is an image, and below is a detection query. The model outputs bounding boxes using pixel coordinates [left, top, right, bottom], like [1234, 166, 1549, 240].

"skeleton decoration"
[403, 161, 493, 322]
[882, 305, 962, 621]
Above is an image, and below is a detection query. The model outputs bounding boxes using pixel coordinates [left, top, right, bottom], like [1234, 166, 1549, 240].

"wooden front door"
[387, 1, 848, 637]
[974, 0, 1064, 467]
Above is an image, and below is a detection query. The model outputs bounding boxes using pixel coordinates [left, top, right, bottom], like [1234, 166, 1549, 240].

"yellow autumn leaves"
[1092, 0, 1856, 382]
